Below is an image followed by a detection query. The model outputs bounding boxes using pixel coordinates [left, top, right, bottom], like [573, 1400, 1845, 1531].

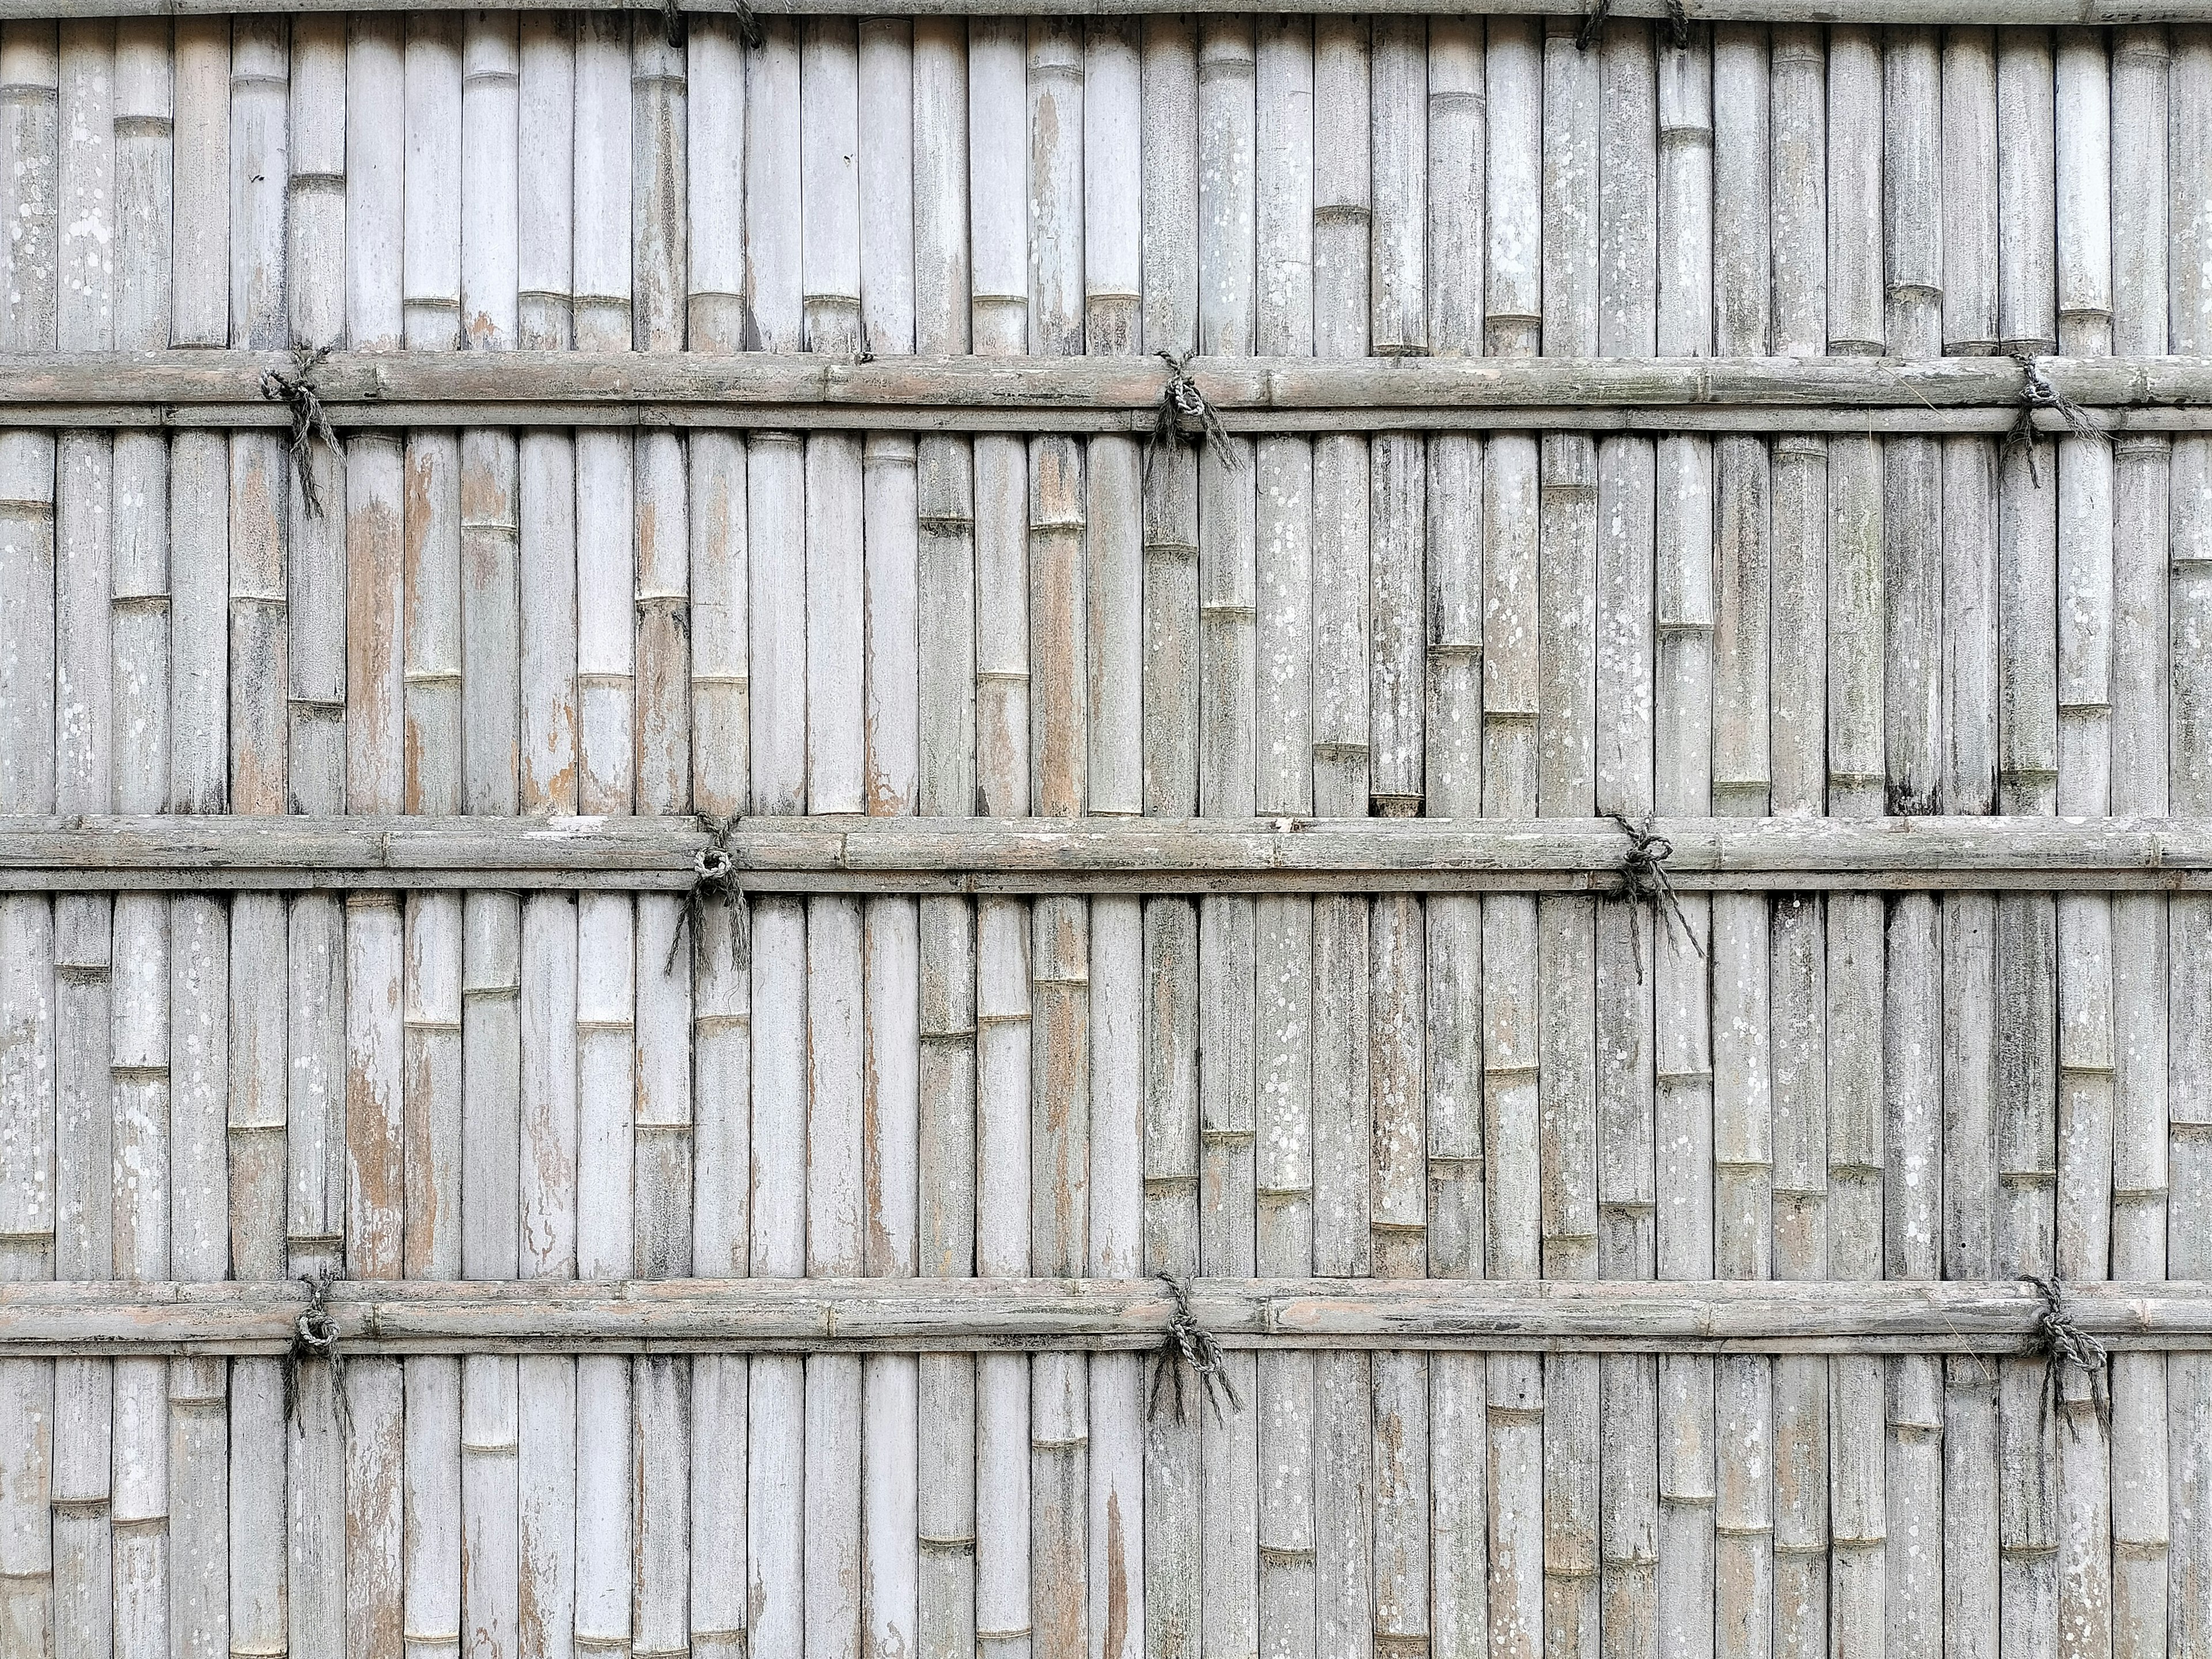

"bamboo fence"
[0, 13, 2207, 1659]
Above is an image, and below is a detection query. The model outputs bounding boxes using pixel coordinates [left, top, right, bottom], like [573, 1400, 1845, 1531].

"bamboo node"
[1607, 814, 1706, 977]
[2005, 355, 2109, 487]
[259, 345, 340, 519]
[283, 1265, 351, 1440]
[1148, 1275, 1241, 1428]
[666, 814, 749, 978]
[2026, 1274, 2109, 1434]
[1145, 351, 1241, 484]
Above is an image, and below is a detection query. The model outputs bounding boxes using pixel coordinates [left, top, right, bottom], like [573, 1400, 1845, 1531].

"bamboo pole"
[1028, 37, 1089, 1643]
[632, 17, 684, 354]
[684, 14, 736, 354]
[573, 12, 630, 353]
[112, 18, 168, 354]
[2169, 36, 2212, 1641]
[862, 431, 921, 1659]
[1085, 26, 1144, 1659]
[3, 1278, 2208, 1354]
[515, 14, 571, 350]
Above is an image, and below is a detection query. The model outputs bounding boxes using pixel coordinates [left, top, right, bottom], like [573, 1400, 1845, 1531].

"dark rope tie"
[665, 813, 750, 977]
[1576, 0, 1612, 50]
[1147, 1275, 1242, 1429]
[2004, 354, 2108, 488]
[648, 0, 757, 54]
[1145, 350, 1240, 484]
[1609, 813, 1705, 979]
[283, 1266, 351, 1437]
[2026, 1274, 2110, 1435]
[1665, 0, 1691, 48]
[259, 344, 338, 520]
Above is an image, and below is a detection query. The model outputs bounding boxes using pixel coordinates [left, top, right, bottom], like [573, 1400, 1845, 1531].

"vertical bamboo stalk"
[1482, 26, 1543, 1658]
[862, 432, 921, 1659]
[56, 20, 112, 357]
[740, 18, 800, 352]
[1369, 17, 1425, 355]
[1028, 41, 1089, 1631]
[805, 427, 865, 1659]
[574, 892, 632, 1659]
[858, 20, 915, 360]
[1768, 27, 1824, 359]
[0, 422, 55, 1658]
[284, 66, 347, 1608]
[1312, 21, 1368, 363]
[54, 339, 114, 1659]
[2105, 35, 2173, 1659]
[1997, 32, 2056, 355]
[684, 14, 738, 354]
[1369, 433, 1428, 1659]
[748, 412, 805, 1655]
[632, 19, 684, 353]
[912, 71, 976, 1623]
[2169, 49, 2212, 1643]
[1137, 23, 1200, 1659]
[1427, 20, 1481, 358]
[460, 14, 518, 354]
[800, 18, 859, 354]
[169, 19, 222, 347]
[402, 15, 461, 351]
[346, 16, 403, 351]
[517, 15, 572, 350]
[1827, 26, 1883, 356]
[1086, 29, 1145, 1658]
[572, 13, 629, 352]
[1255, 17, 1310, 361]
[1427, 425, 1486, 1659]
[1713, 26, 1769, 362]
[0, 22, 59, 354]
[112, 19, 169, 354]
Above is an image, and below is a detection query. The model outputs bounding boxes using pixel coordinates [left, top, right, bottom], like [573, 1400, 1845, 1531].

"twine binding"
[1577, 0, 1612, 50]
[665, 813, 751, 978]
[283, 1266, 351, 1439]
[1145, 350, 1241, 484]
[1608, 813, 1705, 980]
[2026, 1274, 2111, 1437]
[2005, 354, 2109, 488]
[259, 345, 339, 520]
[1665, 0, 1691, 48]
[1147, 1275, 1243, 1429]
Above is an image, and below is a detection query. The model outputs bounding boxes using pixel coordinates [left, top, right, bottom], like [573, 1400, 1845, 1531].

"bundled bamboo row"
[0, 10, 2206, 1659]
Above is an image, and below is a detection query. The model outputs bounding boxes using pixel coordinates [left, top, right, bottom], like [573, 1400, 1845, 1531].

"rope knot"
[2005, 354, 2108, 488]
[1608, 813, 1705, 978]
[2026, 1274, 2110, 1434]
[283, 1266, 351, 1436]
[1147, 1275, 1243, 1428]
[259, 345, 339, 519]
[666, 814, 750, 977]
[1145, 350, 1241, 483]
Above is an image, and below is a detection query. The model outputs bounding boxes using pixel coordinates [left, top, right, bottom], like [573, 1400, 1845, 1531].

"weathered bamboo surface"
[1, 12, 2210, 1659]
[10, 350, 2212, 433]
[7, 812, 2212, 891]
[0, 1277, 2205, 1354]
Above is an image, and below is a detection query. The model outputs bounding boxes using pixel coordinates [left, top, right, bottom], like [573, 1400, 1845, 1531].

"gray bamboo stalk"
[799, 20, 859, 355]
[1997, 31, 2055, 354]
[460, 14, 518, 351]
[1028, 58, 1089, 1628]
[1428, 20, 1482, 357]
[1369, 17, 1423, 354]
[858, 20, 914, 358]
[347, 16, 403, 349]
[1768, 26, 1824, 358]
[112, 19, 169, 354]
[517, 13, 573, 349]
[632, 19, 684, 353]
[1254, 18, 1310, 361]
[739, 20, 798, 352]
[1711, 26, 1768, 361]
[1825, 26, 1881, 355]
[572, 12, 629, 352]
[684, 14, 738, 353]
[169, 19, 221, 346]
[0, 21, 51, 350]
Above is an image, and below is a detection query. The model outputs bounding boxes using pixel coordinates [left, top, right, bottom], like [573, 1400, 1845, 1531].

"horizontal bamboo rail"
[6, 814, 2210, 893]
[0, 0, 2198, 23]
[6, 350, 2212, 434]
[0, 1278, 2202, 1356]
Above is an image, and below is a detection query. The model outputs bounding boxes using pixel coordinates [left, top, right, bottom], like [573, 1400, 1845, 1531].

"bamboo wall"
[0, 10, 2209, 1659]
